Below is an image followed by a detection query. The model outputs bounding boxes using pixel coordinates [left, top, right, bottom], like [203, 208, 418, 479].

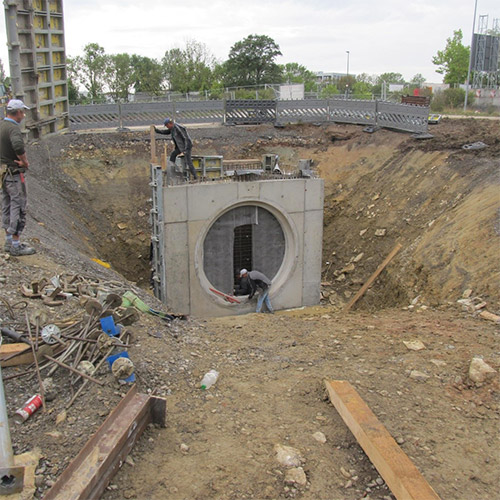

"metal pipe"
[0, 336, 25, 494]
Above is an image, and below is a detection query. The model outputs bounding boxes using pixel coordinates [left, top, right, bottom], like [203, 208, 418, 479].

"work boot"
[3, 241, 11, 252]
[9, 243, 36, 256]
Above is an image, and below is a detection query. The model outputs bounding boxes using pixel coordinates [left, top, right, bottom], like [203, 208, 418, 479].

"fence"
[68, 98, 429, 133]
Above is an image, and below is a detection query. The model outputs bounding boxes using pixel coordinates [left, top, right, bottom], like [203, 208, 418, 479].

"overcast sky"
[1, 0, 499, 84]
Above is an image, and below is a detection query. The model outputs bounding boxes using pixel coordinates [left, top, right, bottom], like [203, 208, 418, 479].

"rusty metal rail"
[44, 385, 166, 500]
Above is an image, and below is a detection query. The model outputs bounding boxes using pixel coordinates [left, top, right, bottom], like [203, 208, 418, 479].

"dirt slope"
[1, 118, 498, 500]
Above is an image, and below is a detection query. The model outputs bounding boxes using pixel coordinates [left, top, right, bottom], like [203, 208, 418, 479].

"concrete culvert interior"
[4, 118, 499, 500]
[203, 205, 285, 294]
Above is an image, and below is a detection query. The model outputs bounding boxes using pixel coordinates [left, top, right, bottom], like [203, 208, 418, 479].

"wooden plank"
[479, 310, 500, 323]
[44, 385, 167, 500]
[150, 124, 157, 163]
[343, 243, 402, 313]
[325, 380, 441, 500]
[0, 343, 33, 367]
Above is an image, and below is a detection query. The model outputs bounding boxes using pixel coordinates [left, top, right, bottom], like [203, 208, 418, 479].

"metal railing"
[69, 98, 429, 133]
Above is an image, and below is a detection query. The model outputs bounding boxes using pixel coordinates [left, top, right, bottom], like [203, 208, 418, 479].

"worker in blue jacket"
[154, 118, 198, 180]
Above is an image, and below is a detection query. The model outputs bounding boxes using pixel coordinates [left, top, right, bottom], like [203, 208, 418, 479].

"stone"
[274, 444, 303, 467]
[312, 431, 326, 443]
[340, 467, 351, 479]
[462, 289, 473, 298]
[180, 443, 190, 452]
[359, 229, 368, 236]
[430, 359, 447, 367]
[375, 228, 387, 237]
[353, 252, 364, 262]
[285, 467, 307, 486]
[42, 377, 58, 401]
[56, 409, 67, 425]
[403, 340, 426, 351]
[468, 357, 497, 384]
[341, 263, 355, 274]
[409, 370, 429, 381]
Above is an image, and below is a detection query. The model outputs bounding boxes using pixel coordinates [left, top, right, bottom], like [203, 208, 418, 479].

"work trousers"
[256, 289, 273, 313]
[170, 147, 198, 179]
[1, 174, 27, 236]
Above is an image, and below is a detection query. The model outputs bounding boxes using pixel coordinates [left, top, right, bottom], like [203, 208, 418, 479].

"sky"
[0, 0, 499, 84]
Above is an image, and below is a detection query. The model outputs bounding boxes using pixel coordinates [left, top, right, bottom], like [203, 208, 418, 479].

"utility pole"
[464, 0, 478, 111]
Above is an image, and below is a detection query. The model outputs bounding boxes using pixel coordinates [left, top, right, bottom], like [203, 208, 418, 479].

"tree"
[68, 43, 109, 103]
[163, 40, 216, 93]
[105, 53, 135, 102]
[130, 55, 164, 94]
[376, 72, 405, 85]
[352, 80, 373, 99]
[224, 34, 282, 87]
[410, 73, 426, 87]
[432, 29, 469, 85]
[0, 58, 5, 83]
[280, 62, 316, 91]
[320, 84, 339, 98]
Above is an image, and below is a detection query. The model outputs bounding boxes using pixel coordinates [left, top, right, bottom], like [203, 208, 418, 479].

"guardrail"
[68, 98, 429, 133]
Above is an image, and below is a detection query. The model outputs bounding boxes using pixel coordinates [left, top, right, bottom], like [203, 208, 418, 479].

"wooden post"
[325, 380, 441, 500]
[343, 243, 402, 313]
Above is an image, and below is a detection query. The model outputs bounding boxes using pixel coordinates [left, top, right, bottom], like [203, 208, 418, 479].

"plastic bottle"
[200, 369, 219, 390]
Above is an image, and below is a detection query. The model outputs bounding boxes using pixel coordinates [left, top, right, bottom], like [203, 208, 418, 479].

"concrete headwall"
[162, 178, 324, 317]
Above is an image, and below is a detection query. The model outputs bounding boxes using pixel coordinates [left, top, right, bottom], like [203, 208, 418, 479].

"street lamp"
[346, 51, 350, 98]
[464, 0, 478, 111]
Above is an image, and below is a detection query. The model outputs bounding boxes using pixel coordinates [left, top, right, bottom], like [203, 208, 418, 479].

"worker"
[1, 99, 35, 256]
[154, 118, 198, 180]
[236, 269, 274, 314]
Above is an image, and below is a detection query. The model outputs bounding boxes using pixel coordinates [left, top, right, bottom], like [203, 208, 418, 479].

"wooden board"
[0, 343, 33, 367]
[44, 385, 166, 500]
[343, 243, 402, 313]
[325, 380, 441, 500]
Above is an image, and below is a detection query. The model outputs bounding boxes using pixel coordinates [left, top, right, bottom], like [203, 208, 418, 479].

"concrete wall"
[162, 178, 324, 317]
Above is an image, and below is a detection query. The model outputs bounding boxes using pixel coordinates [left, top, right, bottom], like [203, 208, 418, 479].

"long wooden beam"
[43, 385, 166, 500]
[325, 380, 441, 500]
[343, 243, 402, 313]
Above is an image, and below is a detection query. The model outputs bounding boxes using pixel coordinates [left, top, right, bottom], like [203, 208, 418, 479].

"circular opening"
[203, 205, 285, 296]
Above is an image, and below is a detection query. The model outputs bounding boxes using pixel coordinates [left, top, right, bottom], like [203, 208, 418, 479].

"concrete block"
[238, 181, 260, 199]
[163, 185, 188, 223]
[164, 222, 190, 314]
[303, 209, 323, 284]
[260, 179, 306, 213]
[304, 179, 324, 211]
[187, 183, 238, 221]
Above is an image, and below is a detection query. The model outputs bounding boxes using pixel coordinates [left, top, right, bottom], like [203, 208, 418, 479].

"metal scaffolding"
[4, 0, 69, 137]
[472, 15, 500, 89]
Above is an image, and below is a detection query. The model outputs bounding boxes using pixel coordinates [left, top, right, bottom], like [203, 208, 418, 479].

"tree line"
[2, 30, 491, 107]
[64, 34, 431, 104]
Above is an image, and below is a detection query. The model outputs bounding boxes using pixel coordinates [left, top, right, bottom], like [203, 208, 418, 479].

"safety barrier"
[69, 98, 428, 133]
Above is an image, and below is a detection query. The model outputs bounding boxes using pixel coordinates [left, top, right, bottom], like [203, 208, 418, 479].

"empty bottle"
[200, 369, 219, 390]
